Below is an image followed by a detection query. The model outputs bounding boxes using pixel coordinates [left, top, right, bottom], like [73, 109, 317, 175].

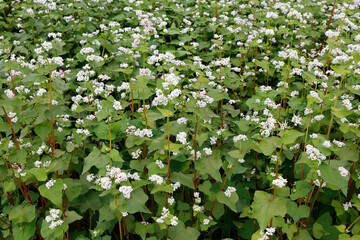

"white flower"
[46, 209, 63, 229]
[171, 182, 181, 191]
[168, 197, 175, 206]
[170, 216, 178, 226]
[323, 140, 331, 148]
[86, 173, 95, 182]
[193, 204, 203, 212]
[210, 137, 217, 145]
[176, 132, 187, 144]
[131, 149, 142, 159]
[155, 160, 164, 169]
[4, 89, 15, 98]
[113, 100, 122, 110]
[177, 117, 187, 124]
[149, 174, 164, 185]
[203, 148, 212, 156]
[343, 202, 352, 211]
[305, 145, 326, 165]
[99, 176, 112, 190]
[42, 41, 53, 51]
[338, 167, 348, 177]
[265, 227, 276, 236]
[119, 185, 133, 199]
[233, 134, 248, 142]
[203, 219, 210, 225]
[272, 176, 287, 188]
[224, 186, 236, 197]
[45, 179, 56, 189]
[36, 88, 47, 97]
[291, 114, 302, 126]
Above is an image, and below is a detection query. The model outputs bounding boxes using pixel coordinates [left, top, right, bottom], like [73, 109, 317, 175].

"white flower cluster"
[149, 174, 164, 185]
[338, 166, 348, 177]
[305, 144, 326, 165]
[4, 89, 15, 98]
[193, 204, 204, 212]
[343, 202, 352, 211]
[125, 125, 153, 138]
[45, 179, 56, 189]
[155, 160, 164, 169]
[325, 30, 340, 38]
[272, 176, 287, 188]
[224, 186, 236, 197]
[119, 185, 133, 199]
[203, 148, 212, 156]
[233, 134, 248, 142]
[106, 166, 128, 183]
[131, 149, 142, 159]
[291, 114, 302, 126]
[162, 73, 180, 90]
[45, 209, 63, 229]
[191, 89, 214, 108]
[152, 88, 169, 106]
[176, 132, 187, 144]
[113, 100, 122, 110]
[34, 160, 52, 168]
[177, 117, 187, 124]
[155, 207, 178, 226]
[171, 182, 181, 191]
[260, 115, 277, 137]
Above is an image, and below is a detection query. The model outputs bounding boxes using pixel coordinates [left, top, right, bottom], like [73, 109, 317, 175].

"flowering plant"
[1, 0, 360, 239]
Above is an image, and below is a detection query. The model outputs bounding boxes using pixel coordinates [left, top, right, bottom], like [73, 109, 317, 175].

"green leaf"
[335, 148, 359, 162]
[82, 148, 111, 174]
[12, 222, 36, 240]
[278, 130, 304, 144]
[39, 179, 63, 208]
[52, 78, 69, 92]
[9, 149, 27, 164]
[216, 191, 239, 212]
[114, 68, 133, 74]
[320, 164, 348, 195]
[135, 222, 154, 240]
[195, 150, 222, 182]
[158, 108, 173, 117]
[63, 179, 82, 201]
[170, 172, 195, 189]
[34, 121, 52, 140]
[333, 107, 353, 119]
[9, 205, 36, 224]
[251, 191, 287, 230]
[197, 133, 208, 147]
[150, 184, 174, 194]
[169, 222, 200, 240]
[286, 201, 310, 222]
[332, 65, 348, 75]
[64, 211, 83, 224]
[109, 149, 124, 162]
[29, 168, 48, 181]
[295, 230, 313, 240]
[93, 122, 116, 140]
[352, 51, 360, 64]
[126, 188, 150, 214]
[255, 60, 269, 70]
[290, 180, 312, 200]
[257, 137, 281, 156]
[234, 120, 250, 132]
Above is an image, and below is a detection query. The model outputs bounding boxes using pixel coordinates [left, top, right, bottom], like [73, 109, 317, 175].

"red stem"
[318, 0, 336, 55]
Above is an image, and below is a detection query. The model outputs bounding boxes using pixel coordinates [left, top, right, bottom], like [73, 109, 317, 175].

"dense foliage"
[1, 0, 360, 239]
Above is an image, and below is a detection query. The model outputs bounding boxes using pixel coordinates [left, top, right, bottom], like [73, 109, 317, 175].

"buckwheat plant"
[1, 0, 360, 239]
